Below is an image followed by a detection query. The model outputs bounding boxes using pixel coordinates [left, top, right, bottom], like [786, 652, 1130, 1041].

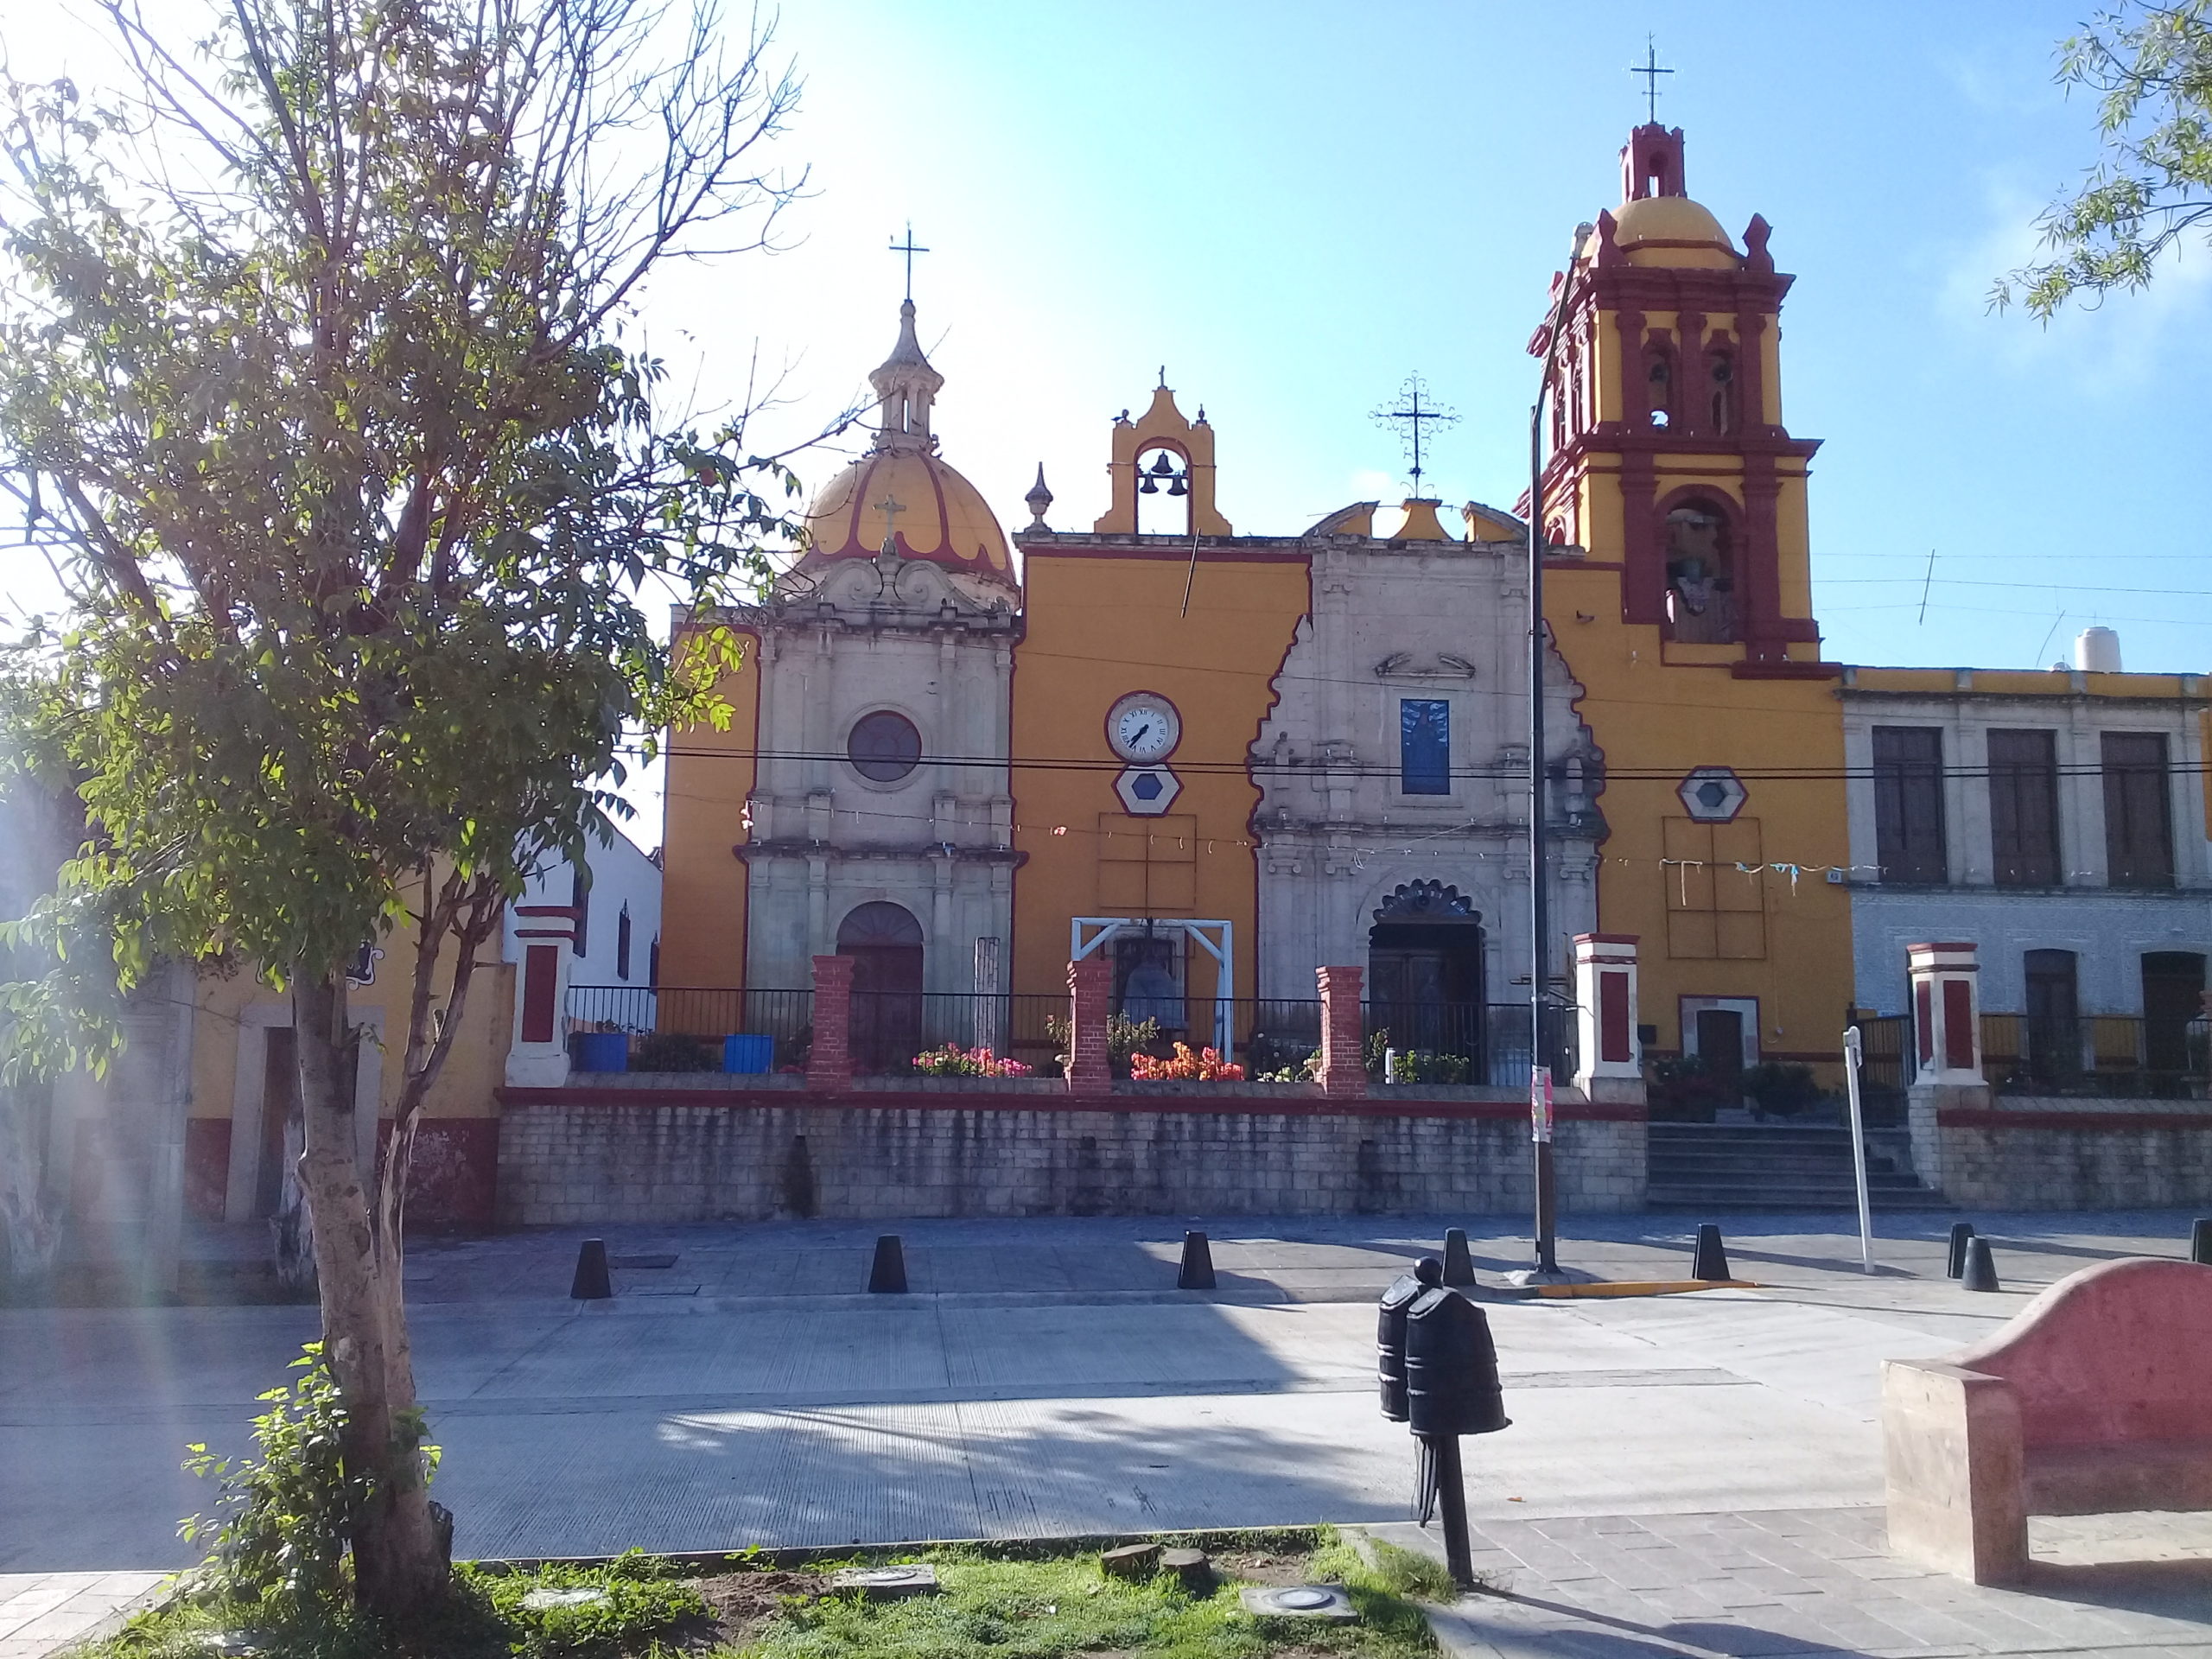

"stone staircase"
[1645, 1121, 1951, 1211]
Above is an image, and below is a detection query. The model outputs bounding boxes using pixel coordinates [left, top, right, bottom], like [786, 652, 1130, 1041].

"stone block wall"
[1924, 1093, 2212, 1210]
[494, 1087, 1646, 1225]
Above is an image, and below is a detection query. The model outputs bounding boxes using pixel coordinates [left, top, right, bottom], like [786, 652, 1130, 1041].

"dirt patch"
[1210, 1551, 1316, 1586]
[689, 1568, 831, 1646]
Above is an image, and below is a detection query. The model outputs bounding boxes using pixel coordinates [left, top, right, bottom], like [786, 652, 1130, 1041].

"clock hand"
[1129, 722, 1151, 746]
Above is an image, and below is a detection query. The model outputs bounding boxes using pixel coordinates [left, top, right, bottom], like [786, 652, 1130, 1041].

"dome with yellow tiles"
[798, 298, 1012, 582]
[803, 447, 1011, 575]
[1611, 194, 1738, 269]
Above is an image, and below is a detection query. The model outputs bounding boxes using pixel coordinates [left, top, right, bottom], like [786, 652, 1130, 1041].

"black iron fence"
[565, 985, 813, 1071]
[1363, 1001, 1578, 1088]
[1981, 1013, 2209, 1098]
[566, 982, 1578, 1085]
[1850, 1010, 2209, 1105]
[846, 990, 1068, 1075]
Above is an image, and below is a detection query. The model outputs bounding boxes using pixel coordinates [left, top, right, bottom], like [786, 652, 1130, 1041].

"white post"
[1842, 1025, 1874, 1274]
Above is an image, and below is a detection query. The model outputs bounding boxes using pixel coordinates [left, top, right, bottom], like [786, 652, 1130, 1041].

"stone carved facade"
[1250, 510, 1603, 1021]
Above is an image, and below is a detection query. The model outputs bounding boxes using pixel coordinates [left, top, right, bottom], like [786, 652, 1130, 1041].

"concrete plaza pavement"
[4, 1210, 2209, 1656]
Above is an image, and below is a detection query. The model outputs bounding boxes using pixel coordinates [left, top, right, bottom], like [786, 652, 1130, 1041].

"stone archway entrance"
[1367, 880, 1485, 1074]
[838, 901, 925, 1073]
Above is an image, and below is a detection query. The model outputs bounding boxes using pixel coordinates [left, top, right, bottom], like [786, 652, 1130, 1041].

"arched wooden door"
[838, 902, 925, 1073]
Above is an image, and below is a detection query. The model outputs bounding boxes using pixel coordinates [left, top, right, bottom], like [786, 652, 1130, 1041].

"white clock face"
[1108, 693, 1180, 762]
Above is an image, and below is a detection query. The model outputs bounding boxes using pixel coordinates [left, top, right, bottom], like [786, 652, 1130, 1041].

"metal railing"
[1851, 1010, 2209, 1103]
[846, 990, 1067, 1075]
[565, 985, 813, 1071]
[1981, 1013, 2209, 1098]
[1363, 1001, 1578, 1087]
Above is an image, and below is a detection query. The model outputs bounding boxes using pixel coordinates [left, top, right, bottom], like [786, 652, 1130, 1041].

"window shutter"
[2102, 732, 2174, 887]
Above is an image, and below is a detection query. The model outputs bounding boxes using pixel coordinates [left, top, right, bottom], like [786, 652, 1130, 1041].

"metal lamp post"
[1527, 225, 1592, 1277]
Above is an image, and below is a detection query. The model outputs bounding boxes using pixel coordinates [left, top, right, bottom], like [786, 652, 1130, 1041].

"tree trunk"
[269, 1105, 316, 1296]
[291, 973, 448, 1616]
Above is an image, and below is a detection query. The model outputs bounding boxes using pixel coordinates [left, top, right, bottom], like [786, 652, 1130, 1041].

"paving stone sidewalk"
[1368, 1507, 2212, 1657]
[0, 1573, 165, 1659]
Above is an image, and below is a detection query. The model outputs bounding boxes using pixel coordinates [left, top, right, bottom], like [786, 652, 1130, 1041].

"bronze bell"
[1138, 474, 1160, 494]
[1167, 475, 1187, 497]
[1149, 450, 1176, 475]
[1403, 1283, 1510, 1438]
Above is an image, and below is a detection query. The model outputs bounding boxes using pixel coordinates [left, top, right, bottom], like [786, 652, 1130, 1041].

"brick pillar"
[1065, 957, 1112, 1095]
[1316, 965, 1367, 1100]
[1571, 934, 1642, 1090]
[1907, 942, 1982, 1084]
[807, 954, 853, 1089]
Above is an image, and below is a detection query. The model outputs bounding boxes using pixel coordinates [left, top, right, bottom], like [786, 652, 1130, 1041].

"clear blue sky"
[4, 1, 2208, 684]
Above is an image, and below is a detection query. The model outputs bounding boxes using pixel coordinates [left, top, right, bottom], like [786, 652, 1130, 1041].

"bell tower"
[1535, 124, 1821, 666]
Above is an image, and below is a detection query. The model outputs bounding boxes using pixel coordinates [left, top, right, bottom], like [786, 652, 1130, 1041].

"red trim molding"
[1938, 1108, 2212, 1132]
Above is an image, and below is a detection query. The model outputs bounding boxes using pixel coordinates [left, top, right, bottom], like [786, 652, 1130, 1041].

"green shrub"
[180, 1343, 396, 1630]
[632, 1032, 717, 1072]
[1742, 1060, 1821, 1116]
[1045, 1012, 1160, 1077]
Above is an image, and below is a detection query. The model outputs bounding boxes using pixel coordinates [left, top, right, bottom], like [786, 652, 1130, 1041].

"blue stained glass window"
[1400, 699, 1451, 795]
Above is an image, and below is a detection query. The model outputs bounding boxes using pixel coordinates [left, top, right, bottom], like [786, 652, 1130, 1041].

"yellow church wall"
[188, 945, 512, 1124]
[1850, 668, 1955, 694]
[1546, 566, 1853, 1065]
[1009, 547, 1310, 1007]
[657, 626, 761, 992]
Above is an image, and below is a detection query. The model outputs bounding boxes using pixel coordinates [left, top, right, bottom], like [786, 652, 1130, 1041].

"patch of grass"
[1338, 1538, 1465, 1604]
[71, 1535, 1447, 1659]
[730, 1531, 1438, 1659]
[71, 1554, 703, 1659]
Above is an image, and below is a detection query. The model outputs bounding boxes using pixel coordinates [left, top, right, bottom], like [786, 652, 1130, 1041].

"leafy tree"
[1996, 2, 2212, 317]
[0, 0, 817, 1619]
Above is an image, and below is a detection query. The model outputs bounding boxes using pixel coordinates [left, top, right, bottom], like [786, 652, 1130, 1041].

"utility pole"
[1527, 225, 1592, 1278]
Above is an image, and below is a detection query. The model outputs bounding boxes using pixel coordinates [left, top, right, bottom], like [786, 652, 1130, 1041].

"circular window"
[847, 710, 922, 782]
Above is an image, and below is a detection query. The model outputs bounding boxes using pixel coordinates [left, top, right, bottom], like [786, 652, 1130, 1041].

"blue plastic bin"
[574, 1032, 629, 1072]
[723, 1033, 773, 1075]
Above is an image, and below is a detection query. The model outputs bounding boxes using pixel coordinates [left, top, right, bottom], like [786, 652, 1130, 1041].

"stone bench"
[1882, 1255, 2212, 1583]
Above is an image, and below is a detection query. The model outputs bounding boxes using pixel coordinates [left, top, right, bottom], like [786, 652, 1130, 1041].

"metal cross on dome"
[1370, 373, 1459, 496]
[873, 493, 906, 545]
[1630, 37, 1674, 124]
[889, 222, 929, 302]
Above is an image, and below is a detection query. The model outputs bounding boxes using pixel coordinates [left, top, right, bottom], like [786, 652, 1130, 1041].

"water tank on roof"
[2075, 627, 2122, 673]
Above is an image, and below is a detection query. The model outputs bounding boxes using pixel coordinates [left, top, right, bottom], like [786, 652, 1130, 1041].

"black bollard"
[1440, 1228, 1477, 1287]
[1946, 1221, 1977, 1280]
[868, 1234, 907, 1294]
[569, 1237, 612, 1300]
[1178, 1230, 1217, 1290]
[1961, 1236, 2000, 1293]
[1690, 1224, 1731, 1282]
[2191, 1218, 2212, 1267]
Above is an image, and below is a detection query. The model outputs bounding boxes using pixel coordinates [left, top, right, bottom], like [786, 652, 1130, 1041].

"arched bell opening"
[1660, 494, 1739, 645]
[837, 900, 925, 1073]
[1367, 880, 1486, 1078]
[1135, 443, 1192, 536]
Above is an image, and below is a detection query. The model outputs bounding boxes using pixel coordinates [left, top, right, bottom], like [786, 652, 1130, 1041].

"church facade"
[660, 307, 1598, 1074]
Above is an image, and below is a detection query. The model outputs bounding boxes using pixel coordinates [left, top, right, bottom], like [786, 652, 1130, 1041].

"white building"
[1840, 634, 2212, 1071]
